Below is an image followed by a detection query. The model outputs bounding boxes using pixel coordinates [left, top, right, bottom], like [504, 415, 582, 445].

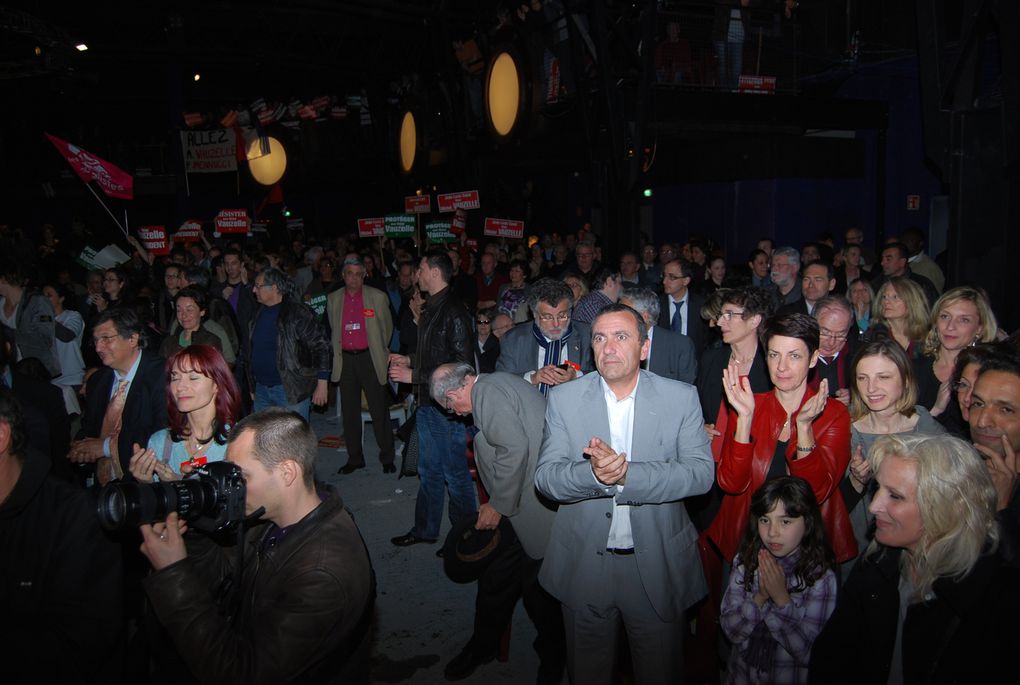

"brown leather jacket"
[143, 487, 374, 684]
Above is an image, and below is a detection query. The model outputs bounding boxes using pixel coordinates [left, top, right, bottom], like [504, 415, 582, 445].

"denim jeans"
[411, 405, 477, 540]
[714, 39, 744, 91]
[254, 382, 311, 422]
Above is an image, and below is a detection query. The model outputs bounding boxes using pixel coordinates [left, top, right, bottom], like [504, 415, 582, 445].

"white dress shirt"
[600, 375, 638, 550]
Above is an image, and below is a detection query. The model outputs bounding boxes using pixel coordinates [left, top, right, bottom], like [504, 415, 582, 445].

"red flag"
[45, 133, 134, 200]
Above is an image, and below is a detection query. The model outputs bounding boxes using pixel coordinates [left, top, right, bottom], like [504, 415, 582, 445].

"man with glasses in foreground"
[495, 278, 593, 395]
[810, 295, 857, 404]
[69, 308, 167, 485]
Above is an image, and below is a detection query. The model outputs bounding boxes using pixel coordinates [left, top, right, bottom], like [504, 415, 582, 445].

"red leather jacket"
[706, 388, 857, 563]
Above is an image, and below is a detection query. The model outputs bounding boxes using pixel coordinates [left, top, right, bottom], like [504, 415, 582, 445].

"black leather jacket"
[143, 487, 374, 685]
[244, 298, 331, 404]
[411, 286, 473, 407]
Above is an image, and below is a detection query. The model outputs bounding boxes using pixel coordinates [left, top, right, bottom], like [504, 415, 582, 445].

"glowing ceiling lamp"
[246, 136, 287, 186]
[399, 110, 418, 174]
[485, 50, 525, 138]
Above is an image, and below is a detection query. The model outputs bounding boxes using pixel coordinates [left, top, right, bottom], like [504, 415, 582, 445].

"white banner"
[181, 129, 238, 173]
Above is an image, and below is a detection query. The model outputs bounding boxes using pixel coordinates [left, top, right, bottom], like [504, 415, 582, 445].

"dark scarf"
[532, 321, 573, 395]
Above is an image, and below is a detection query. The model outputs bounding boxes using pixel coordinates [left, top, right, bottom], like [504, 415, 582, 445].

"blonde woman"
[811, 433, 1018, 683]
[913, 286, 998, 417]
[865, 277, 930, 358]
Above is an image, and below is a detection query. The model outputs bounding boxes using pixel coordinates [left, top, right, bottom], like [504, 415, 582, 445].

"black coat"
[809, 545, 1020, 684]
[79, 349, 168, 478]
[8, 368, 70, 473]
[0, 450, 124, 682]
[411, 286, 474, 407]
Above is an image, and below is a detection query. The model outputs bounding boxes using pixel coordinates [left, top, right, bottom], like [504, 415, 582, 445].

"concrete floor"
[309, 408, 544, 685]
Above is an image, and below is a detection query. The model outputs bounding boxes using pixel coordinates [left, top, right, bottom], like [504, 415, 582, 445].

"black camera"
[97, 461, 247, 534]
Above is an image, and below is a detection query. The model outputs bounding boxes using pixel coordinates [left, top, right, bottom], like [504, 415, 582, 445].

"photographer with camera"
[135, 408, 374, 684]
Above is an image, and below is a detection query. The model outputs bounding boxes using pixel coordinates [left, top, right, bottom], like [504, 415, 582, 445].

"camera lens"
[95, 462, 246, 532]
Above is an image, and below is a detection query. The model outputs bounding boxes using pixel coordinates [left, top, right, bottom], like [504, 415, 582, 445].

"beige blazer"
[326, 285, 393, 385]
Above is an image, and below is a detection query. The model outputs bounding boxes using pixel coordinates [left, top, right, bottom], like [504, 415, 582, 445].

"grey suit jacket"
[646, 326, 698, 384]
[495, 320, 594, 377]
[471, 372, 557, 559]
[534, 370, 713, 621]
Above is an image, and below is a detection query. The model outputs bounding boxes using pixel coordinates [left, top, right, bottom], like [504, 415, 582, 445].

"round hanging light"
[399, 111, 418, 173]
[246, 136, 287, 185]
[485, 50, 524, 138]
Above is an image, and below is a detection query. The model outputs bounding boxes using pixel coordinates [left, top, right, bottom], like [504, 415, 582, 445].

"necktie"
[670, 300, 683, 333]
[96, 379, 128, 485]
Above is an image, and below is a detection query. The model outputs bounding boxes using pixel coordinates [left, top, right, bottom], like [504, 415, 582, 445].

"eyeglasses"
[93, 333, 122, 346]
[252, 282, 269, 290]
[538, 313, 571, 323]
[819, 328, 849, 342]
[476, 319, 490, 325]
[718, 310, 746, 321]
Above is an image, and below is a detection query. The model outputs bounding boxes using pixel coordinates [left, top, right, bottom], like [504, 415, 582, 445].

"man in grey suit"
[431, 364, 565, 683]
[535, 303, 713, 685]
[495, 278, 593, 395]
[621, 286, 697, 384]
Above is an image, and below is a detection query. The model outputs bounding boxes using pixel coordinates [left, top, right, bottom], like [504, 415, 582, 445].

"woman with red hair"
[129, 345, 241, 481]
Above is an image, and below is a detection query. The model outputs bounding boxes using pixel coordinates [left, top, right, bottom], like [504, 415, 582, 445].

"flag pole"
[82, 182, 128, 237]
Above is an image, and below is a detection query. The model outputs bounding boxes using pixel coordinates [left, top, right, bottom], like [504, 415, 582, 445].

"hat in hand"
[442, 513, 516, 583]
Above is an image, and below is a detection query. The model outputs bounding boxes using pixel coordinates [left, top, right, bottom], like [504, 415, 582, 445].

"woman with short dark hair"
[708, 313, 856, 567]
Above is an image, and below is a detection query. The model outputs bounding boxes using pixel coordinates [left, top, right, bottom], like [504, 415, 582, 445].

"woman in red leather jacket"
[708, 313, 857, 565]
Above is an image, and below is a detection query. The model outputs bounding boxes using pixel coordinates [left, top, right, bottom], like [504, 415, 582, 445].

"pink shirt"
[341, 289, 370, 351]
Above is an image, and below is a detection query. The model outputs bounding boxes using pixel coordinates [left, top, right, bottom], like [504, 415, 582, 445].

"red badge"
[363, 309, 375, 317]
[183, 456, 208, 469]
[563, 360, 581, 372]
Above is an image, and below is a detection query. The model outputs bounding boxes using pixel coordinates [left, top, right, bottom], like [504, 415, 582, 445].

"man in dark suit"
[656, 258, 708, 357]
[495, 278, 593, 394]
[68, 308, 167, 485]
[621, 286, 697, 384]
[810, 296, 858, 405]
[535, 304, 713, 684]
[431, 364, 565, 683]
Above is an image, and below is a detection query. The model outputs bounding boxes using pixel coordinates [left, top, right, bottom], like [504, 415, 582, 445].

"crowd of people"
[1, 221, 1019, 684]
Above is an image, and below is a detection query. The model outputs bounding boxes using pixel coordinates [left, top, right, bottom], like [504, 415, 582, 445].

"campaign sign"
[437, 190, 480, 213]
[451, 207, 467, 234]
[138, 226, 170, 255]
[215, 209, 250, 236]
[306, 293, 327, 317]
[357, 218, 384, 238]
[426, 220, 455, 244]
[737, 75, 777, 95]
[181, 129, 238, 173]
[483, 217, 524, 239]
[405, 195, 431, 214]
[384, 214, 416, 238]
[173, 220, 203, 243]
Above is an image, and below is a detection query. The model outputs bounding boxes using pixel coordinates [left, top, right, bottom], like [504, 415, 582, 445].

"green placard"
[307, 293, 327, 317]
[426, 221, 455, 244]
[75, 246, 101, 271]
[384, 214, 415, 237]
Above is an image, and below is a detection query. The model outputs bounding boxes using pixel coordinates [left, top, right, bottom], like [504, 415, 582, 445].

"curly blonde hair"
[867, 433, 998, 600]
[923, 286, 998, 357]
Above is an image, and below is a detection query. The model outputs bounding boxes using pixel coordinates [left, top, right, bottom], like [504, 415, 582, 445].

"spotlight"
[75, 43, 88, 52]
[193, 73, 201, 81]
[642, 189, 653, 198]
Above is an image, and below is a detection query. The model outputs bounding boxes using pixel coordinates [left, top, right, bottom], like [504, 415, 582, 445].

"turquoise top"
[147, 427, 229, 476]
